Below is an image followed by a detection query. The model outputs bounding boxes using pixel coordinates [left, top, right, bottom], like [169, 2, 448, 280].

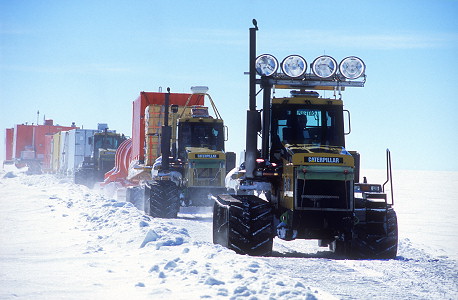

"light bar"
[255, 54, 278, 76]
[339, 56, 365, 79]
[311, 55, 337, 78]
[254, 54, 365, 82]
[281, 55, 307, 78]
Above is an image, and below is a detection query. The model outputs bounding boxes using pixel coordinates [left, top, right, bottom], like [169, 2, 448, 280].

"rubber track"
[227, 195, 273, 256]
[148, 181, 180, 218]
[351, 208, 398, 259]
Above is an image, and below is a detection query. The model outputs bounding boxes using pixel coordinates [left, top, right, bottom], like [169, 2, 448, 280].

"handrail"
[382, 149, 394, 205]
[178, 93, 222, 120]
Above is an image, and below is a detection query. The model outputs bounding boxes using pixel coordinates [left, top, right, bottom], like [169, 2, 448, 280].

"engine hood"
[284, 144, 350, 155]
[283, 144, 354, 167]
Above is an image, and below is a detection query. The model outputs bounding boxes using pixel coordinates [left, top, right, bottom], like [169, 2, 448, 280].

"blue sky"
[1, 0, 457, 171]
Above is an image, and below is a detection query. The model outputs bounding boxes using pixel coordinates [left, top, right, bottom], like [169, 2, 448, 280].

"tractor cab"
[177, 106, 225, 160]
[91, 131, 125, 161]
[270, 95, 346, 164]
[174, 99, 228, 206]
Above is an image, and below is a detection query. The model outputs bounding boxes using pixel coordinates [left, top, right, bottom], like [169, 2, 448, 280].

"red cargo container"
[12, 125, 33, 160]
[131, 92, 204, 163]
[103, 91, 204, 185]
[5, 120, 77, 167]
[5, 128, 14, 161]
[33, 124, 76, 161]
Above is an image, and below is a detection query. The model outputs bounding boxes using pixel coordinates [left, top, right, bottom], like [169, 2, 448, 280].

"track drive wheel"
[351, 208, 398, 259]
[213, 194, 273, 256]
[146, 181, 180, 218]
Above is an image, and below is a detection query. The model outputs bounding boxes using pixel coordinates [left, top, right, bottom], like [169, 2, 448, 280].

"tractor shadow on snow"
[270, 249, 343, 259]
[269, 240, 401, 260]
[177, 206, 213, 222]
[270, 249, 400, 260]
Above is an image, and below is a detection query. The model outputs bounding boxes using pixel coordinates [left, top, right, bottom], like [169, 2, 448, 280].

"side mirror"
[224, 125, 229, 141]
[344, 110, 351, 135]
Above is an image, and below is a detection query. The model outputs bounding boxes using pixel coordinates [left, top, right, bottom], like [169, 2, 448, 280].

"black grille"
[295, 179, 350, 209]
[192, 168, 222, 187]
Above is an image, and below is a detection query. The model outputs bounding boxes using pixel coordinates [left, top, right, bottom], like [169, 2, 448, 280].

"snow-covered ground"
[0, 166, 457, 299]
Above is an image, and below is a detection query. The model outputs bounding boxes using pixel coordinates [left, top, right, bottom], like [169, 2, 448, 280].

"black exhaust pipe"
[245, 19, 258, 179]
[161, 88, 171, 171]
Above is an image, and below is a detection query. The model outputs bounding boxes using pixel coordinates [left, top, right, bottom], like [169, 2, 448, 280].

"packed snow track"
[0, 168, 457, 299]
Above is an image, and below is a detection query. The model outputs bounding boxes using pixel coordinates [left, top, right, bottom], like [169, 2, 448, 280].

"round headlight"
[339, 56, 365, 79]
[281, 55, 307, 78]
[311, 55, 337, 78]
[255, 54, 278, 77]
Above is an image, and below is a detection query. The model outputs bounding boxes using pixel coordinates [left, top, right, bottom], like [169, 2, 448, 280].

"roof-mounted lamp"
[311, 55, 338, 78]
[255, 54, 278, 76]
[339, 56, 365, 79]
[281, 55, 307, 78]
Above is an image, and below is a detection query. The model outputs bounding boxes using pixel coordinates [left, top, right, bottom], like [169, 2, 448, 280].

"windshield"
[178, 122, 224, 158]
[92, 134, 124, 160]
[94, 135, 122, 150]
[271, 106, 344, 148]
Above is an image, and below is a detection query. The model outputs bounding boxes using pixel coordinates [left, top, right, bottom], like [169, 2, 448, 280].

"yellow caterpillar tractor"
[75, 129, 126, 188]
[126, 87, 234, 218]
[212, 20, 398, 259]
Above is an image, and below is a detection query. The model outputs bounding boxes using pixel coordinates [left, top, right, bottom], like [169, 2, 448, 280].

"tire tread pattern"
[213, 195, 273, 256]
[351, 208, 398, 259]
[147, 181, 180, 218]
